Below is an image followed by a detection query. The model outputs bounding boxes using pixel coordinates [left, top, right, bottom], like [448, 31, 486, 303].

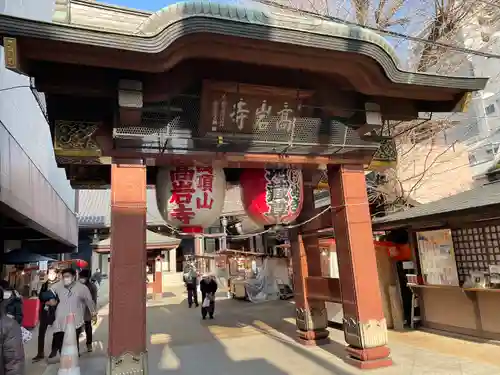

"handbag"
[21, 326, 32, 343]
[202, 296, 211, 308]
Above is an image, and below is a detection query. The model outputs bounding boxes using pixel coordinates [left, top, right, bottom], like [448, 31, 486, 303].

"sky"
[96, 0, 177, 11]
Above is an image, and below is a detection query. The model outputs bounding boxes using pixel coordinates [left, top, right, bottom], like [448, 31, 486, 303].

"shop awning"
[372, 180, 500, 230]
[94, 230, 181, 252]
[3, 248, 56, 265]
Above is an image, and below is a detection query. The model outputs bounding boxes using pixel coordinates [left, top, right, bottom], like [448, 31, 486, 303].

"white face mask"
[79, 278, 87, 284]
[63, 277, 73, 286]
[3, 291, 12, 299]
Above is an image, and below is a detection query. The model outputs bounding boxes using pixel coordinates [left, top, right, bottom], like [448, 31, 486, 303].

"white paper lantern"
[156, 166, 226, 233]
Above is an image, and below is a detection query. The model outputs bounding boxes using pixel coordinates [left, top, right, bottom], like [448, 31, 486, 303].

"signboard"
[200, 81, 314, 136]
[417, 229, 459, 286]
[39, 261, 48, 272]
[3, 37, 22, 73]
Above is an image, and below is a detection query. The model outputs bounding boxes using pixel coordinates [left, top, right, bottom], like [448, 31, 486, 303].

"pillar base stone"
[107, 351, 149, 375]
[345, 345, 392, 369]
[297, 329, 330, 346]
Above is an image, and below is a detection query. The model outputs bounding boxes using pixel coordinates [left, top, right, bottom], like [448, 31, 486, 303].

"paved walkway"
[35, 286, 500, 375]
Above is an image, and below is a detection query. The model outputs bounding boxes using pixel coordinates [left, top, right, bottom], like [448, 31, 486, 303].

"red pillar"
[108, 161, 148, 374]
[328, 165, 392, 369]
[290, 180, 329, 344]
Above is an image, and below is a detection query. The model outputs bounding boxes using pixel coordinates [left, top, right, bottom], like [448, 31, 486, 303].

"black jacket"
[1, 292, 23, 326]
[82, 280, 98, 322]
[200, 279, 218, 299]
[0, 313, 25, 375]
[38, 280, 58, 324]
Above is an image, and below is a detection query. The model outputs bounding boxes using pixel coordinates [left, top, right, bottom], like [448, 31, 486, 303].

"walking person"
[32, 267, 59, 362]
[91, 268, 102, 292]
[200, 273, 218, 320]
[48, 268, 96, 359]
[0, 281, 23, 325]
[183, 266, 199, 308]
[0, 288, 25, 375]
[78, 269, 98, 353]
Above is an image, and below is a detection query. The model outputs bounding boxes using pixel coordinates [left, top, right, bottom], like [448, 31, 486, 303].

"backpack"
[184, 270, 197, 285]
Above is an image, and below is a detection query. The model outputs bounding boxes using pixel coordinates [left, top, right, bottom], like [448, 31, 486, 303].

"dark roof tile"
[372, 181, 500, 227]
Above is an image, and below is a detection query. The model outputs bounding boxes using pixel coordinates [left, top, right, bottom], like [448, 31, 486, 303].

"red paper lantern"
[240, 168, 303, 226]
[74, 259, 88, 268]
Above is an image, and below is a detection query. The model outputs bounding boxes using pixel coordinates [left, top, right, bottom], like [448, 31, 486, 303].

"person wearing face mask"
[0, 288, 25, 375]
[32, 267, 59, 362]
[0, 280, 23, 326]
[77, 269, 97, 353]
[48, 268, 96, 359]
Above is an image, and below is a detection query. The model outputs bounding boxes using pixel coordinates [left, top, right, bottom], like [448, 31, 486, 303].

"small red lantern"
[74, 259, 88, 268]
[240, 168, 303, 226]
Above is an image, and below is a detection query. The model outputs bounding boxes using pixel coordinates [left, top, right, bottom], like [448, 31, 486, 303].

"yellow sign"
[3, 37, 19, 72]
[367, 159, 397, 171]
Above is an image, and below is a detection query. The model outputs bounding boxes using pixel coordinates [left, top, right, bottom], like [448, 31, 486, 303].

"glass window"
[485, 104, 496, 115]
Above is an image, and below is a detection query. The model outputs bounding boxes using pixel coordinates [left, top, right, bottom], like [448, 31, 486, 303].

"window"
[485, 104, 496, 115]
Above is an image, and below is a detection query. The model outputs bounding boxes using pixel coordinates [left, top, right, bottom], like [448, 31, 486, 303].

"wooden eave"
[372, 205, 500, 232]
[372, 181, 500, 231]
[0, 8, 487, 108]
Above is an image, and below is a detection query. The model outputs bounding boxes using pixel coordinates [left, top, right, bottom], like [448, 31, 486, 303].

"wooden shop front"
[0, 1, 485, 372]
[373, 174, 500, 341]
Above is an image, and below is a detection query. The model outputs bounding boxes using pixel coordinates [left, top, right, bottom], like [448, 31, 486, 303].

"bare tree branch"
[274, 0, 491, 214]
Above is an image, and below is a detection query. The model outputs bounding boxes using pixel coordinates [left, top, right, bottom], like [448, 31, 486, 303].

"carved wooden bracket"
[53, 120, 102, 157]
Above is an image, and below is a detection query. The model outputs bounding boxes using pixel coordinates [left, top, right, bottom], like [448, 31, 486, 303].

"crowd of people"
[0, 266, 101, 375]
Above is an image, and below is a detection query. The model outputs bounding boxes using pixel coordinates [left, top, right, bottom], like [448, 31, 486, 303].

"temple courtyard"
[27, 285, 500, 375]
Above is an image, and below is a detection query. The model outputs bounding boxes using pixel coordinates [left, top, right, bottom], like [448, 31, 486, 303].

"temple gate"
[0, 1, 485, 372]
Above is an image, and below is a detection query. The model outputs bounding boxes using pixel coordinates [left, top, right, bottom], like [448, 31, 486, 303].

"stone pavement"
[36, 286, 500, 375]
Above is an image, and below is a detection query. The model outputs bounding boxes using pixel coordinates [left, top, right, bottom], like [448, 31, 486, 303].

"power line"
[0, 85, 31, 93]
[253, 0, 500, 60]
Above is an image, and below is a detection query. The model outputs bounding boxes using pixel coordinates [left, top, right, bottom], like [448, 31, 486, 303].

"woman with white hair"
[199, 273, 218, 320]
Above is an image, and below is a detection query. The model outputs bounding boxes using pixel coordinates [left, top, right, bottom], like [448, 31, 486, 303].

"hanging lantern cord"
[162, 200, 369, 240]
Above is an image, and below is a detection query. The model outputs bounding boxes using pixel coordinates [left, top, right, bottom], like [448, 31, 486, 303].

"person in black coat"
[0, 288, 25, 375]
[32, 267, 59, 362]
[183, 266, 199, 308]
[0, 281, 23, 326]
[199, 274, 218, 320]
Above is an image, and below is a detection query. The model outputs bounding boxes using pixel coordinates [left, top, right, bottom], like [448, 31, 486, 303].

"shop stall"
[218, 249, 266, 299]
[319, 238, 412, 329]
[2, 250, 58, 329]
[373, 176, 500, 340]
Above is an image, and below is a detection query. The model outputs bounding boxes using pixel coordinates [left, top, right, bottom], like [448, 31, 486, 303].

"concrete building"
[408, 3, 500, 184]
[0, 0, 77, 257]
